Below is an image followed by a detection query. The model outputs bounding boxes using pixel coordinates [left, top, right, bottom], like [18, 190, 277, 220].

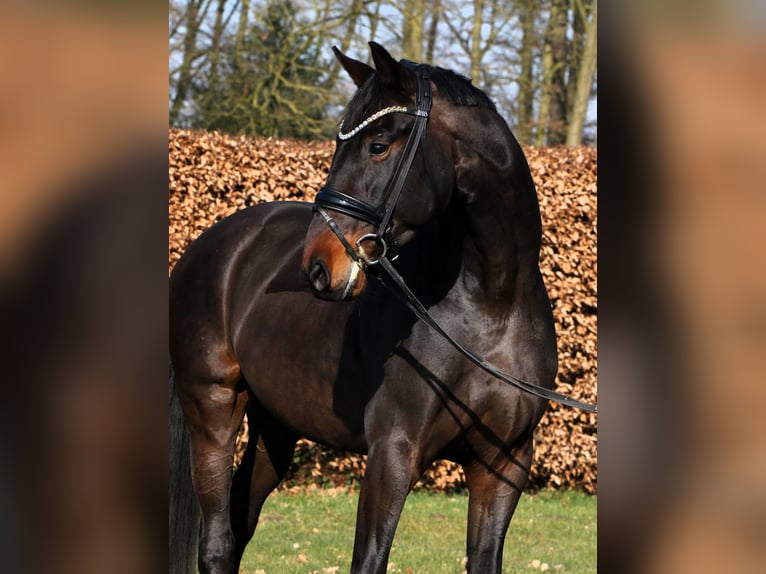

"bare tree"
[170, 0, 213, 125]
[442, 0, 514, 88]
[515, 0, 538, 144]
[208, 0, 238, 87]
[425, 0, 442, 64]
[168, 0, 596, 145]
[546, 0, 569, 145]
[566, 0, 596, 146]
[402, 0, 425, 61]
[321, 0, 365, 89]
[235, 0, 250, 65]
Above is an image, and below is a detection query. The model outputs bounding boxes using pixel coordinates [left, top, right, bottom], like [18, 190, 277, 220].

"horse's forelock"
[341, 74, 386, 133]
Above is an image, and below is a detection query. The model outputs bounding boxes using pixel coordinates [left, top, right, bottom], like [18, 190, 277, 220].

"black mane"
[342, 61, 496, 131]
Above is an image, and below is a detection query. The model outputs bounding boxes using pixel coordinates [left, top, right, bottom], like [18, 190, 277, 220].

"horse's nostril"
[308, 259, 330, 293]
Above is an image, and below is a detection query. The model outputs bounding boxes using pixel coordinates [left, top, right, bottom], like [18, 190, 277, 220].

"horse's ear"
[368, 41, 415, 93]
[333, 46, 374, 88]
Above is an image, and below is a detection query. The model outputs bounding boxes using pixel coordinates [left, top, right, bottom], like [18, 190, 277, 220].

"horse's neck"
[460, 174, 542, 306]
[443, 115, 542, 307]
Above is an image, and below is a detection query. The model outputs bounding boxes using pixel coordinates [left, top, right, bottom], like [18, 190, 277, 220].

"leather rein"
[313, 66, 598, 414]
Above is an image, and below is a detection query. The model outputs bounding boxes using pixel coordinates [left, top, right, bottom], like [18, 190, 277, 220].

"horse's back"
[171, 200, 312, 283]
[169, 201, 313, 376]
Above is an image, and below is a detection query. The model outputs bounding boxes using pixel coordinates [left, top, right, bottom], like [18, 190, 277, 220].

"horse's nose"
[307, 258, 330, 294]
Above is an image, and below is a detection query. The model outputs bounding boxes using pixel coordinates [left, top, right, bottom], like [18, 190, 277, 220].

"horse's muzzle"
[302, 223, 369, 301]
[303, 255, 366, 301]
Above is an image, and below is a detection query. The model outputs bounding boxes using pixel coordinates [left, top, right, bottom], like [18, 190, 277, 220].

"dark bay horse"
[169, 42, 557, 574]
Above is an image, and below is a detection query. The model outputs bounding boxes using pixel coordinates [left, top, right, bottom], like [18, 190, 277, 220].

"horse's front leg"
[463, 437, 534, 574]
[350, 437, 421, 573]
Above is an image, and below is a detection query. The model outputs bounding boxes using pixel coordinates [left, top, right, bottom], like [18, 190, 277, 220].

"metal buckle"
[355, 233, 388, 265]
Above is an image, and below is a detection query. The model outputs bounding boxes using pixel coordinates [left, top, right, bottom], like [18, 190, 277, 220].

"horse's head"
[301, 42, 458, 300]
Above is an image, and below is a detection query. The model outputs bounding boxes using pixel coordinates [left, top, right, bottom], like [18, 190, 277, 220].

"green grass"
[240, 488, 596, 573]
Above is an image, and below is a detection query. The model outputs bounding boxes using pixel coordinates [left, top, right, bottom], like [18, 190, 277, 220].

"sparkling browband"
[337, 105, 409, 140]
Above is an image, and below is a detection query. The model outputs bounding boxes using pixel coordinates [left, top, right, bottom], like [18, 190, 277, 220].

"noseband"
[314, 64, 432, 266]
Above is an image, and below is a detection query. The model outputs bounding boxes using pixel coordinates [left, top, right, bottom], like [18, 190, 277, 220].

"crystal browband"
[337, 106, 410, 140]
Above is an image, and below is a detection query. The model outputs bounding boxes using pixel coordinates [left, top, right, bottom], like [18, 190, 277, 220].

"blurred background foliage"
[169, 0, 597, 145]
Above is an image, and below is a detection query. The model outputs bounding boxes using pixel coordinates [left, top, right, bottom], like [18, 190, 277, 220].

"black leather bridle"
[311, 66, 597, 414]
[314, 64, 432, 266]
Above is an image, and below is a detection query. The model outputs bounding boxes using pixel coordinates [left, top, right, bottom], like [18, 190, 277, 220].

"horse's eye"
[369, 142, 389, 156]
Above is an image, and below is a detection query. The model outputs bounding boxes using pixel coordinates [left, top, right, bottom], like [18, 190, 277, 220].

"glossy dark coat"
[169, 43, 557, 574]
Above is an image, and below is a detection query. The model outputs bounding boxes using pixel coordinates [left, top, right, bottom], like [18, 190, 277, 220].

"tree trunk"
[324, 0, 363, 88]
[566, 0, 596, 146]
[469, 0, 484, 84]
[566, 0, 587, 123]
[425, 0, 442, 64]
[208, 0, 228, 84]
[402, 0, 425, 61]
[235, 0, 250, 69]
[339, 0, 362, 55]
[535, 3, 554, 146]
[170, 0, 209, 126]
[547, 0, 569, 145]
[515, 0, 536, 144]
[368, 0, 383, 46]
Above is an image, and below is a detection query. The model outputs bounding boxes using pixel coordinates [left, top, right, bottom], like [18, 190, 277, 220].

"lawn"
[240, 488, 596, 573]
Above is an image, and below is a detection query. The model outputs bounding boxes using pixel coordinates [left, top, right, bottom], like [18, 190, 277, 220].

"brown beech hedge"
[169, 128, 597, 493]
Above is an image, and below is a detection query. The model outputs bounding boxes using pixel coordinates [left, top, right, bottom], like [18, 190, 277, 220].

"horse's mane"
[342, 61, 497, 131]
